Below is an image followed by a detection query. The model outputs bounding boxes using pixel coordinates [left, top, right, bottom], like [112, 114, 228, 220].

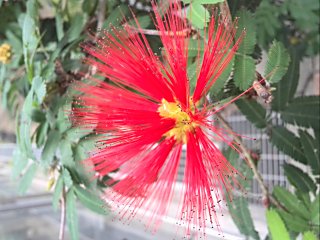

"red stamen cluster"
[71, 1, 246, 238]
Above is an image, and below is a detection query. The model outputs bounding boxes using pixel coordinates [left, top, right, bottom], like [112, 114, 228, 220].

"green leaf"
[63, 168, 73, 188]
[277, 209, 309, 233]
[103, 5, 130, 28]
[223, 146, 239, 167]
[225, 145, 258, 238]
[59, 139, 74, 167]
[12, 149, 28, 179]
[296, 191, 312, 208]
[33, 76, 46, 104]
[26, 0, 38, 18]
[299, 130, 319, 176]
[288, 0, 319, 32]
[234, 55, 255, 90]
[273, 186, 309, 219]
[74, 186, 108, 215]
[61, 59, 83, 72]
[0, 64, 5, 86]
[72, 143, 96, 188]
[227, 197, 260, 240]
[270, 126, 307, 164]
[65, 128, 90, 142]
[31, 109, 46, 123]
[55, 12, 64, 41]
[187, 61, 198, 92]
[224, 146, 253, 189]
[66, 188, 79, 240]
[236, 99, 266, 129]
[18, 163, 37, 194]
[21, 87, 34, 116]
[22, 0, 39, 81]
[187, 3, 210, 29]
[210, 58, 234, 97]
[67, 0, 84, 19]
[18, 114, 35, 160]
[65, 14, 87, 44]
[57, 106, 71, 133]
[187, 38, 205, 58]
[264, 41, 290, 83]
[236, 10, 256, 54]
[281, 96, 320, 130]
[255, 1, 281, 47]
[52, 175, 63, 211]
[284, 164, 317, 193]
[303, 231, 317, 240]
[78, 136, 96, 152]
[41, 129, 61, 164]
[266, 209, 290, 240]
[128, 15, 152, 29]
[35, 121, 49, 148]
[5, 30, 23, 54]
[82, 0, 98, 15]
[74, 141, 88, 156]
[272, 47, 301, 111]
[311, 195, 319, 226]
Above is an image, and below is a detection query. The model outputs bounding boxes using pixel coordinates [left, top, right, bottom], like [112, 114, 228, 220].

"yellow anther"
[158, 99, 197, 143]
[0, 43, 12, 64]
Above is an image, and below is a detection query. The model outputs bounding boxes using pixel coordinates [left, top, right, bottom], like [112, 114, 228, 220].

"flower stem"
[59, 186, 66, 240]
[216, 112, 284, 210]
[217, 0, 285, 210]
[96, 0, 106, 32]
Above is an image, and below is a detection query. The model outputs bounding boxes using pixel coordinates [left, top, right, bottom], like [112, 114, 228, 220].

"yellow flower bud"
[0, 43, 12, 64]
[47, 177, 55, 191]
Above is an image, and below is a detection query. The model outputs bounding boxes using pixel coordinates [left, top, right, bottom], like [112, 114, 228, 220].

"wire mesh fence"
[176, 111, 289, 204]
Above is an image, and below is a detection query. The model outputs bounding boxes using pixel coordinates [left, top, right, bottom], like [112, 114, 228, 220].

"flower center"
[158, 99, 197, 143]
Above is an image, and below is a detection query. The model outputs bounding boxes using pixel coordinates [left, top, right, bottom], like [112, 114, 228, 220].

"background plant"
[0, 0, 319, 239]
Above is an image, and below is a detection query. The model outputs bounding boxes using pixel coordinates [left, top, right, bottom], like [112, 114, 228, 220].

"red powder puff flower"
[71, 0, 250, 238]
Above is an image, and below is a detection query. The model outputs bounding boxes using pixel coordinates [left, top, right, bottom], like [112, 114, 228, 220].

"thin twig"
[124, 24, 192, 37]
[217, 2, 284, 208]
[59, 186, 66, 240]
[84, 0, 107, 79]
[216, 112, 284, 210]
[96, 0, 107, 33]
[300, 57, 319, 96]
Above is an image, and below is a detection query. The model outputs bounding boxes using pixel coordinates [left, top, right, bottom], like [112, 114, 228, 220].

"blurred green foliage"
[0, 0, 319, 239]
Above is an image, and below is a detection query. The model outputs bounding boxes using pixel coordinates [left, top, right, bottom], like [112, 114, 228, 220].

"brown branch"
[216, 112, 284, 210]
[219, 0, 232, 24]
[59, 187, 66, 240]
